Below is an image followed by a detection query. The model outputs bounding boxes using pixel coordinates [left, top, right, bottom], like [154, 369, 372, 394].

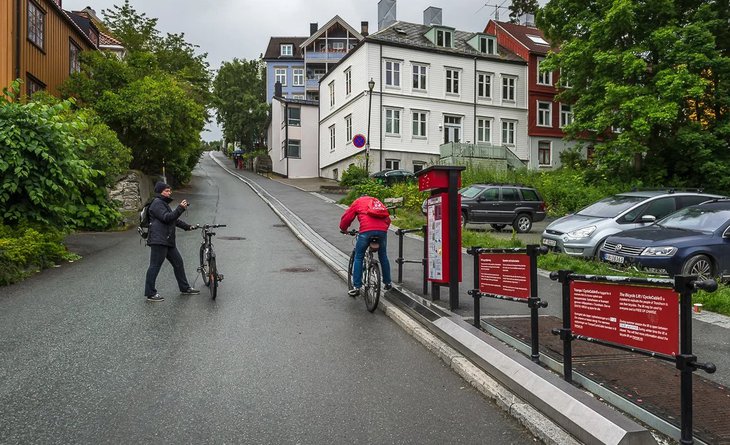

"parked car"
[370, 169, 415, 185]
[454, 184, 546, 233]
[599, 199, 730, 280]
[541, 190, 724, 258]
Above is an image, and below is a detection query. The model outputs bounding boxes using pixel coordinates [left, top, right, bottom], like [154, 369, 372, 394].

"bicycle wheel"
[199, 244, 210, 286]
[347, 250, 356, 293]
[209, 256, 218, 300]
[363, 262, 381, 312]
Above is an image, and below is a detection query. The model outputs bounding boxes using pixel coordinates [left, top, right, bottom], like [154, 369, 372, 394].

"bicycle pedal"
[218, 274, 224, 281]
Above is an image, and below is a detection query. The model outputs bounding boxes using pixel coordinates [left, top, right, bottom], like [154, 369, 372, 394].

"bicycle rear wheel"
[209, 257, 218, 300]
[347, 250, 355, 294]
[363, 262, 381, 312]
[200, 244, 210, 286]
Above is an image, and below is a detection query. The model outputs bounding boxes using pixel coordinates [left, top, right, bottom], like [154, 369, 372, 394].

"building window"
[537, 58, 552, 86]
[477, 72, 492, 99]
[293, 68, 304, 86]
[287, 139, 301, 158]
[333, 168, 339, 180]
[329, 125, 336, 151]
[502, 120, 516, 145]
[446, 69, 459, 94]
[329, 81, 335, 107]
[26, 73, 45, 96]
[280, 44, 293, 56]
[412, 64, 427, 90]
[385, 60, 401, 87]
[27, 1, 44, 49]
[386, 159, 401, 170]
[385, 108, 401, 135]
[69, 40, 81, 74]
[291, 94, 304, 100]
[412, 111, 427, 137]
[436, 29, 452, 48]
[332, 41, 345, 51]
[502, 76, 516, 101]
[479, 36, 496, 54]
[287, 107, 301, 126]
[477, 118, 491, 143]
[538, 141, 551, 166]
[412, 162, 425, 173]
[537, 101, 552, 127]
[560, 104, 574, 127]
[344, 69, 352, 95]
[275, 68, 287, 86]
[345, 114, 352, 142]
[281, 141, 286, 159]
[559, 69, 572, 88]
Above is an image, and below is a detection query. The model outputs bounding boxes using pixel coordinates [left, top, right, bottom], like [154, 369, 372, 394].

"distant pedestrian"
[144, 181, 200, 302]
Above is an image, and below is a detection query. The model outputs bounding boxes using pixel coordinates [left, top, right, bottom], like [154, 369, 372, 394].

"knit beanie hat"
[154, 182, 171, 193]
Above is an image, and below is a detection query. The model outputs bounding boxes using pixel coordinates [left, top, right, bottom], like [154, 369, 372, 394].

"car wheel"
[490, 224, 506, 231]
[461, 211, 468, 228]
[681, 255, 714, 281]
[513, 214, 532, 233]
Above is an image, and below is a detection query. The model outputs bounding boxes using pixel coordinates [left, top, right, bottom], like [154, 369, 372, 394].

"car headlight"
[565, 226, 596, 240]
[641, 246, 677, 256]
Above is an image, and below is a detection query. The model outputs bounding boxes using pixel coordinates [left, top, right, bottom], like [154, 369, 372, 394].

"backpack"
[137, 199, 153, 239]
[365, 197, 390, 219]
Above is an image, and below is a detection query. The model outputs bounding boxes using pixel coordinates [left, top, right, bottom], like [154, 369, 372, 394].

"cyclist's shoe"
[181, 288, 201, 295]
[146, 294, 164, 302]
[348, 288, 361, 297]
[384, 283, 393, 291]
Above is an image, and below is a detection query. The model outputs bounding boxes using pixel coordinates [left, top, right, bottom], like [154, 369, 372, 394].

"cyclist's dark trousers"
[144, 244, 191, 296]
[353, 230, 392, 288]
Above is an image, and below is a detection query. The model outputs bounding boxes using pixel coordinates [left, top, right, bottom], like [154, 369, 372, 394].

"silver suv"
[541, 190, 723, 258]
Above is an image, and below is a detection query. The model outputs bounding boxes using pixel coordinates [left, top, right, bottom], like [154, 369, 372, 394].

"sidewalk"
[217, 155, 729, 445]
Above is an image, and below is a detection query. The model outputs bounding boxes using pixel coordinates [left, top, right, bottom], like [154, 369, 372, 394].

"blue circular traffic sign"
[353, 134, 366, 148]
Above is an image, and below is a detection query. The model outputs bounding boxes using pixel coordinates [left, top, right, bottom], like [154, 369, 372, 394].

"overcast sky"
[63, 0, 521, 141]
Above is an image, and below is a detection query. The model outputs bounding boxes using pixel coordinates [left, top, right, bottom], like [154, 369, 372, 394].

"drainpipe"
[285, 101, 289, 177]
[14, 0, 21, 80]
[379, 43, 383, 171]
[473, 57, 477, 145]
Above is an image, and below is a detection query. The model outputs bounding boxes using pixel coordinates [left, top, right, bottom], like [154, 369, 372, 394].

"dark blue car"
[599, 200, 730, 280]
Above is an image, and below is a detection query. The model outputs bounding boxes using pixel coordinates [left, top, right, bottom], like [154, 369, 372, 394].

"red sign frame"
[570, 281, 680, 356]
[352, 134, 366, 148]
[478, 254, 531, 299]
[425, 193, 461, 283]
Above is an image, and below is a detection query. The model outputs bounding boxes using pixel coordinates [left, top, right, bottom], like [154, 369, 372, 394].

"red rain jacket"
[339, 196, 391, 233]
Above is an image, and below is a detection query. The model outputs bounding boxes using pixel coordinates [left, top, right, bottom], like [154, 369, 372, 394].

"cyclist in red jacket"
[340, 195, 393, 296]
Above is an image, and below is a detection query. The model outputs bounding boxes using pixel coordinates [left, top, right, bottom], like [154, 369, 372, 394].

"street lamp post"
[366, 78, 375, 173]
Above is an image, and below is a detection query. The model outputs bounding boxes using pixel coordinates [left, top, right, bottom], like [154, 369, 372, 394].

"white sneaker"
[348, 288, 360, 297]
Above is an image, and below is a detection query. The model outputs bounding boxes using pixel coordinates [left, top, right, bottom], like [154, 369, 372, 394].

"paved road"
[0, 158, 537, 444]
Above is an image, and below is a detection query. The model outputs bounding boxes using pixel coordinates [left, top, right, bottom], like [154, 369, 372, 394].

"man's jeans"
[352, 230, 392, 288]
[145, 245, 191, 296]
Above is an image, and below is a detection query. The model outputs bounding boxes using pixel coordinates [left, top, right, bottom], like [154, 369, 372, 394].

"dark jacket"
[146, 195, 191, 247]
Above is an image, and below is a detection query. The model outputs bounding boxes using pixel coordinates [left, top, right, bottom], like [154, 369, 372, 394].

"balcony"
[304, 50, 347, 63]
[439, 142, 527, 170]
[305, 77, 322, 90]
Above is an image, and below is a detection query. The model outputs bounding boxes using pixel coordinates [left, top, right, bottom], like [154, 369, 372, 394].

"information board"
[478, 254, 531, 299]
[426, 195, 443, 281]
[570, 281, 680, 356]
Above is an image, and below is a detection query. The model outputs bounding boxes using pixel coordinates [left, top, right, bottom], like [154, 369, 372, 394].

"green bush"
[0, 224, 79, 285]
[340, 164, 369, 187]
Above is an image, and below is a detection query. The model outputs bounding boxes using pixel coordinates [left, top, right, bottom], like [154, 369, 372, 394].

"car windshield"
[577, 195, 646, 218]
[657, 207, 730, 232]
[460, 186, 483, 199]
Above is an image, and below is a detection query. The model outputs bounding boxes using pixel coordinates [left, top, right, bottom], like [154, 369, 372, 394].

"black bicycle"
[197, 224, 226, 300]
[344, 229, 381, 312]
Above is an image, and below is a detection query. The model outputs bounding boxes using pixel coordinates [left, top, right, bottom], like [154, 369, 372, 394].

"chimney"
[423, 6, 442, 26]
[310, 23, 318, 36]
[274, 81, 282, 98]
[361, 21, 369, 37]
[378, 0, 396, 30]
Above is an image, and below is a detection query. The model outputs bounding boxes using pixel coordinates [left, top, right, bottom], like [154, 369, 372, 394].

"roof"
[273, 96, 319, 107]
[367, 21, 524, 63]
[491, 20, 554, 55]
[263, 37, 307, 60]
[99, 32, 123, 47]
[46, 4, 98, 49]
[299, 15, 363, 48]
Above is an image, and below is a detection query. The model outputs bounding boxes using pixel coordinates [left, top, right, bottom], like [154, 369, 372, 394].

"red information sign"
[570, 281, 679, 356]
[478, 254, 531, 299]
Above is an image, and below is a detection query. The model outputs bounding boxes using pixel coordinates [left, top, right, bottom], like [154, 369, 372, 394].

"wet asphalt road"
[0, 157, 537, 444]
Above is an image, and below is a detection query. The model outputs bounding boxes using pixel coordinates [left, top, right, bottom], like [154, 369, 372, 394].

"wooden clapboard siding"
[0, 0, 15, 91]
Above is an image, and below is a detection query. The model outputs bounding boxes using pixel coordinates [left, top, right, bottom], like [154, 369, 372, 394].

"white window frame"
[436, 29, 452, 48]
[385, 60, 401, 88]
[329, 81, 335, 107]
[537, 101, 552, 127]
[345, 114, 352, 142]
[385, 108, 401, 136]
[275, 68, 287, 86]
[344, 69, 352, 95]
[538, 141, 552, 166]
[292, 68, 304, 86]
[560, 103, 574, 127]
[501, 120, 516, 145]
[412, 64, 427, 91]
[502, 76, 516, 101]
[287, 107, 301, 126]
[412, 111, 427, 138]
[385, 159, 401, 170]
[537, 58, 553, 86]
[446, 68, 460, 95]
[329, 125, 336, 151]
[286, 139, 301, 158]
[477, 117, 492, 143]
[479, 36, 495, 54]
[477, 72, 492, 99]
[332, 41, 344, 51]
[280, 44, 293, 56]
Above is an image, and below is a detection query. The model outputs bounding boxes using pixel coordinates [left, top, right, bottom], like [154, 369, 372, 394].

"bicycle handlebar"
[342, 229, 359, 236]
[198, 224, 227, 229]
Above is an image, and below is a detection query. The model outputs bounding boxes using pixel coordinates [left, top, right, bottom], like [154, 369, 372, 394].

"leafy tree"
[537, 0, 730, 190]
[508, 0, 540, 23]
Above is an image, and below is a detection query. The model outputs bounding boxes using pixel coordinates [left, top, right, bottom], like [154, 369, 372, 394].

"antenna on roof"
[479, 0, 510, 21]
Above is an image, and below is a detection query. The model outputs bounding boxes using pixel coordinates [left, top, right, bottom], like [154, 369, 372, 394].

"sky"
[62, 0, 522, 141]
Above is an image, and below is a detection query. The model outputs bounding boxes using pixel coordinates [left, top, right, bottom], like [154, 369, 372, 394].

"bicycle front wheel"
[209, 257, 218, 300]
[363, 263, 381, 312]
[347, 250, 355, 293]
[200, 244, 210, 286]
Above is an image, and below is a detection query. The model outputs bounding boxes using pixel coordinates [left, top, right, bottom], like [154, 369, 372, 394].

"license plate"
[603, 253, 625, 264]
[542, 238, 557, 247]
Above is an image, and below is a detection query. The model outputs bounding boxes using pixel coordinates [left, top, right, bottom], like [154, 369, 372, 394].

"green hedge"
[0, 225, 80, 285]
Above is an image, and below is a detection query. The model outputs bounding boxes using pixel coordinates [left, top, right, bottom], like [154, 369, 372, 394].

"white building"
[319, 8, 529, 180]
[269, 96, 320, 178]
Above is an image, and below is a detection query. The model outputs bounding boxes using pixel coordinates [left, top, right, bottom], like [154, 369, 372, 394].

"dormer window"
[479, 36, 496, 54]
[280, 44, 293, 56]
[436, 29, 452, 48]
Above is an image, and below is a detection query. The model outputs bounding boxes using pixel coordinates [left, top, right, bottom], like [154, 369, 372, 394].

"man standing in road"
[144, 182, 200, 302]
[339, 195, 393, 296]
